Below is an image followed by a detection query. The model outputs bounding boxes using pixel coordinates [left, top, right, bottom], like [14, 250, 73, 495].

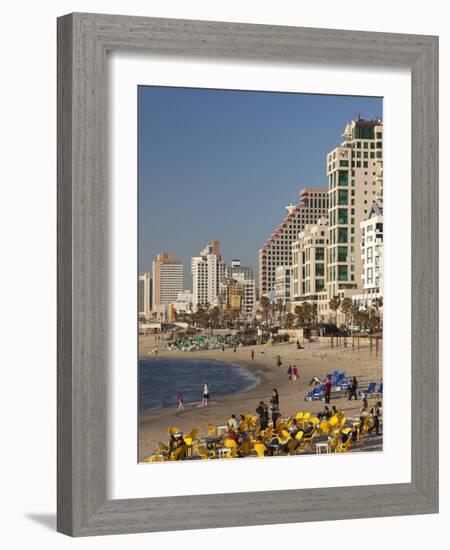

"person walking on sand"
[251, 349, 255, 360]
[287, 365, 292, 381]
[177, 392, 184, 411]
[276, 355, 282, 367]
[271, 400, 280, 428]
[270, 388, 279, 408]
[256, 401, 269, 431]
[202, 383, 210, 407]
[292, 365, 298, 382]
[368, 401, 382, 435]
[348, 376, 358, 400]
[323, 376, 332, 404]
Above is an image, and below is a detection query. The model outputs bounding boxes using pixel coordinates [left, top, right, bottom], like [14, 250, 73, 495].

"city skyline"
[138, 86, 382, 289]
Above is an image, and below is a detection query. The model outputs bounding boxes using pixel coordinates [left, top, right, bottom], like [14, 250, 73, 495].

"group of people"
[286, 365, 299, 382]
[256, 388, 280, 430]
[177, 382, 211, 411]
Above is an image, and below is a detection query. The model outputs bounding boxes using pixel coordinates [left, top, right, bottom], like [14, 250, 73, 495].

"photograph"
[138, 87, 384, 462]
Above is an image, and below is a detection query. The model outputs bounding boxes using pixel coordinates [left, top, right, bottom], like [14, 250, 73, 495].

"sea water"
[138, 358, 260, 411]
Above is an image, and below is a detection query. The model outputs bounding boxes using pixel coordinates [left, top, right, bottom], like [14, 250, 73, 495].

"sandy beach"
[138, 335, 382, 461]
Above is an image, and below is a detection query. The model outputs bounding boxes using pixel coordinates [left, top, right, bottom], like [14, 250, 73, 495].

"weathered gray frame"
[57, 12, 439, 537]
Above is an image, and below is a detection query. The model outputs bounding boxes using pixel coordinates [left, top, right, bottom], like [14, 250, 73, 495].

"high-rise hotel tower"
[258, 188, 328, 296]
[326, 117, 383, 301]
[151, 252, 184, 309]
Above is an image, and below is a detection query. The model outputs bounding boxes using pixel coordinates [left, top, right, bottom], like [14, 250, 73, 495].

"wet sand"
[138, 335, 383, 461]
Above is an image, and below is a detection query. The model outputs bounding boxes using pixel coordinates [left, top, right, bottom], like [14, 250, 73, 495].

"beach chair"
[359, 381, 377, 398]
[299, 429, 316, 452]
[305, 390, 315, 401]
[171, 445, 188, 461]
[287, 439, 299, 455]
[319, 420, 331, 435]
[167, 426, 180, 435]
[306, 387, 323, 401]
[310, 417, 320, 426]
[185, 428, 199, 440]
[207, 422, 217, 437]
[143, 454, 162, 462]
[237, 440, 252, 457]
[336, 436, 352, 453]
[302, 412, 311, 427]
[223, 439, 238, 458]
[254, 443, 268, 458]
[197, 445, 209, 459]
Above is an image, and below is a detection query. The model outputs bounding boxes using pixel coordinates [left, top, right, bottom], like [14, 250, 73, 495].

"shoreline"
[138, 337, 383, 461]
[138, 356, 265, 412]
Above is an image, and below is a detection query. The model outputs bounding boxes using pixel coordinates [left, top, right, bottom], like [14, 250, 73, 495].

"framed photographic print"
[57, 13, 438, 536]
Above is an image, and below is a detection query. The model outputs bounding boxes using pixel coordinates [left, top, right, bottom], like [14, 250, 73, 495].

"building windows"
[338, 265, 348, 281]
[338, 171, 348, 186]
[338, 189, 348, 205]
[315, 247, 325, 261]
[337, 246, 347, 262]
[338, 228, 348, 243]
[337, 208, 348, 224]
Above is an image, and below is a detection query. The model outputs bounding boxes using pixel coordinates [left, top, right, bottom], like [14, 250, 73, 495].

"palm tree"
[329, 296, 341, 325]
[259, 295, 270, 325]
[285, 312, 295, 329]
[340, 297, 353, 327]
[302, 302, 313, 327]
[275, 299, 284, 324]
[209, 306, 220, 328]
[349, 304, 360, 332]
[311, 303, 318, 330]
[294, 304, 305, 327]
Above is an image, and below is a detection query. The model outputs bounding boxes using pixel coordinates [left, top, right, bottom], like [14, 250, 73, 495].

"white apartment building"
[353, 202, 383, 308]
[259, 188, 328, 296]
[191, 240, 225, 310]
[326, 117, 383, 302]
[274, 266, 292, 304]
[172, 290, 194, 314]
[138, 272, 151, 318]
[151, 252, 184, 309]
[225, 259, 254, 281]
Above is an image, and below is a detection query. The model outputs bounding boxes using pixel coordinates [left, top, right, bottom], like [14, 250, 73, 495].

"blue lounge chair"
[374, 382, 383, 397]
[305, 386, 323, 401]
[359, 381, 376, 398]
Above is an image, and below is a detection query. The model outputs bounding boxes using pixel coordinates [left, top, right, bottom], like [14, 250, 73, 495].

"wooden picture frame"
[57, 12, 439, 536]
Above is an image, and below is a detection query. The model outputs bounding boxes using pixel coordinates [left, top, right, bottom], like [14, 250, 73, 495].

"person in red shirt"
[323, 376, 332, 404]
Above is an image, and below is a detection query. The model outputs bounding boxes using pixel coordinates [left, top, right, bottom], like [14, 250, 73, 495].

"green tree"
[285, 312, 295, 329]
[329, 296, 341, 324]
[259, 295, 270, 325]
[340, 297, 353, 326]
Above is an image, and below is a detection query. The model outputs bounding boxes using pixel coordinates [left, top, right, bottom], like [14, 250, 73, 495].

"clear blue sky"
[138, 86, 382, 289]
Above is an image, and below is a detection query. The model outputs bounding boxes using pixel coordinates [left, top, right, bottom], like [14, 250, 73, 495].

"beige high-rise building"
[151, 252, 184, 309]
[259, 188, 328, 296]
[291, 218, 329, 320]
[138, 272, 152, 318]
[326, 117, 383, 302]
